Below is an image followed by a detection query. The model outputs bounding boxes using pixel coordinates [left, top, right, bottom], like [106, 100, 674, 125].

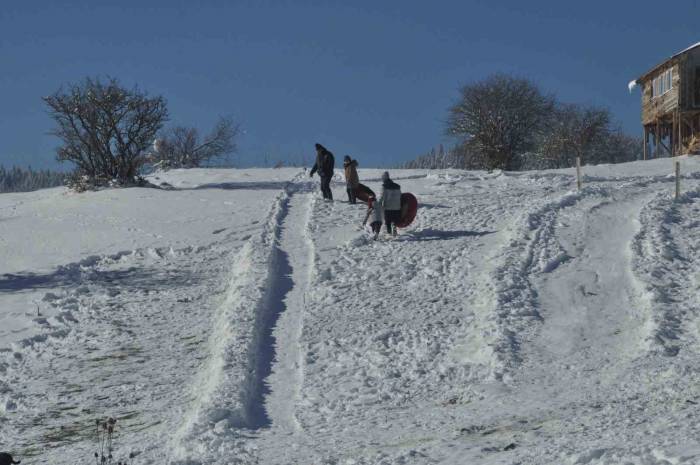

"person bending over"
[362, 195, 383, 240]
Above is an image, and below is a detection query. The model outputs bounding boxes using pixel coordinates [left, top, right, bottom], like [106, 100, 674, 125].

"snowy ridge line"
[495, 164, 700, 188]
[169, 172, 306, 464]
[471, 186, 610, 380]
[631, 187, 700, 357]
[585, 169, 700, 186]
[352, 173, 428, 183]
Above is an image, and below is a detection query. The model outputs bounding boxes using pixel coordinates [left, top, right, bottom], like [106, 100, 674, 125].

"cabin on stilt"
[630, 42, 700, 158]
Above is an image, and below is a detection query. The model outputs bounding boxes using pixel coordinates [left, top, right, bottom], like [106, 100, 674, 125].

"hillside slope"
[2, 159, 700, 465]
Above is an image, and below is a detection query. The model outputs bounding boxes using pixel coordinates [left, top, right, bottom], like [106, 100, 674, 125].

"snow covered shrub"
[43, 77, 168, 188]
[537, 103, 611, 168]
[64, 170, 154, 192]
[440, 74, 641, 171]
[447, 73, 555, 171]
[152, 116, 238, 169]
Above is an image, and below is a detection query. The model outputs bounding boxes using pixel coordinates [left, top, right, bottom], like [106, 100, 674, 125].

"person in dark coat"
[343, 155, 359, 204]
[379, 171, 401, 236]
[310, 143, 335, 200]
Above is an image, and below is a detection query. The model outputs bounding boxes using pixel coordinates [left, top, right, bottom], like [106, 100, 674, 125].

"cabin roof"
[634, 42, 700, 84]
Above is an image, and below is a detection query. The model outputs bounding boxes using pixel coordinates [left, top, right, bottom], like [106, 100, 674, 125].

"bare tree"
[43, 77, 168, 186]
[401, 142, 488, 170]
[592, 128, 642, 165]
[540, 104, 610, 167]
[447, 74, 555, 171]
[154, 117, 239, 169]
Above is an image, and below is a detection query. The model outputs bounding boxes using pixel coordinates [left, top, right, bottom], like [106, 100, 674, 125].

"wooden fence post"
[576, 157, 582, 191]
[675, 160, 681, 200]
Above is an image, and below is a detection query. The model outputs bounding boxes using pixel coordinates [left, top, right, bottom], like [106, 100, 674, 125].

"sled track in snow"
[254, 189, 314, 432]
[171, 172, 312, 463]
[243, 192, 294, 429]
[631, 186, 700, 356]
[469, 186, 611, 379]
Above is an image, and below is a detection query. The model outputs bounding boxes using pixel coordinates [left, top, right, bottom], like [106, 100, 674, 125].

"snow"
[3, 159, 700, 464]
[630, 41, 700, 89]
[675, 41, 700, 58]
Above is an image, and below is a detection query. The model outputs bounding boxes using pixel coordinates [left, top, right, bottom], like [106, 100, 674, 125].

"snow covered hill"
[3, 159, 700, 465]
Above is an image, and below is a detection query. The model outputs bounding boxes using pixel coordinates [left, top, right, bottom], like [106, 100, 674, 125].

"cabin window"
[652, 68, 673, 98]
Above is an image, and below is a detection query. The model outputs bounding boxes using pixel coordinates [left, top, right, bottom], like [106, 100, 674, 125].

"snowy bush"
[446, 73, 555, 171]
[152, 116, 239, 169]
[415, 74, 643, 171]
[43, 77, 168, 187]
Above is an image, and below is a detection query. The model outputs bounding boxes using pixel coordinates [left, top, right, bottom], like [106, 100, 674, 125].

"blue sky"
[0, 0, 698, 169]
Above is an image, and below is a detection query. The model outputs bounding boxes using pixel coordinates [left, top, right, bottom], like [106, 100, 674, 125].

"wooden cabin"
[631, 42, 700, 158]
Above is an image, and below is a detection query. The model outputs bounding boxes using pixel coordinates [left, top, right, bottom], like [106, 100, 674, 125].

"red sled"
[355, 183, 375, 204]
[396, 193, 418, 228]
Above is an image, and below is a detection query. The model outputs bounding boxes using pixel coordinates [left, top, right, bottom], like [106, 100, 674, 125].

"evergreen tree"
[0, 165, 65, 193]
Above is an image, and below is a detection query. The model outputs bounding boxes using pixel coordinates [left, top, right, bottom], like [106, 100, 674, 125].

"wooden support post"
[576, 157, 582, 191]
[672, 114, 676, 156]
[678, 112, 683, 154]
[643, 126, 648, 160]
[675, 161, 681, 200]
[655, 121, 660, 158]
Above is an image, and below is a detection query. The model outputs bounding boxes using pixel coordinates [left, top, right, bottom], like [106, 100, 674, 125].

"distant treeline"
[403, 132, 641, 171]
[0, 165, 65, 193]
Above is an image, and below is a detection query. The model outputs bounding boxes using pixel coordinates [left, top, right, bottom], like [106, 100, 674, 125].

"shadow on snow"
[0, 265, 197, 294]
[187, 181, 292, 191]
[403, 228, 496, 242]
[247, 215, 295, 429]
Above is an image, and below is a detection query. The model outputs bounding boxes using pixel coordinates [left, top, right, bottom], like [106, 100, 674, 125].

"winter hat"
[343, 155, 351, 162]
[381, 171, 390, 181]
[315, 143, 322, 151]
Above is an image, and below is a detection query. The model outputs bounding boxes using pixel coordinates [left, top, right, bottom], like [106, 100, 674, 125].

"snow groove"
[631, 187, 700, 356]
[170, 172, 308, 464]
[470, 187, 608, 380]
[259, 191, 314, 435]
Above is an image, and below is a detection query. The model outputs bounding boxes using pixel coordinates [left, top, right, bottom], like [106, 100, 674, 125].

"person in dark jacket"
[379, 171, 401, 236]
[310, 143, 335, 200]
[343, 155, 359, 204]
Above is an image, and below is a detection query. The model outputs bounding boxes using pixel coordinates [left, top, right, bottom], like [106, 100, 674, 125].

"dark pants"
[384, 210, 401, 234]
[370, 221, 382, 234]
[346, 187, 357, 204]
[320, 176, 333, 200]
